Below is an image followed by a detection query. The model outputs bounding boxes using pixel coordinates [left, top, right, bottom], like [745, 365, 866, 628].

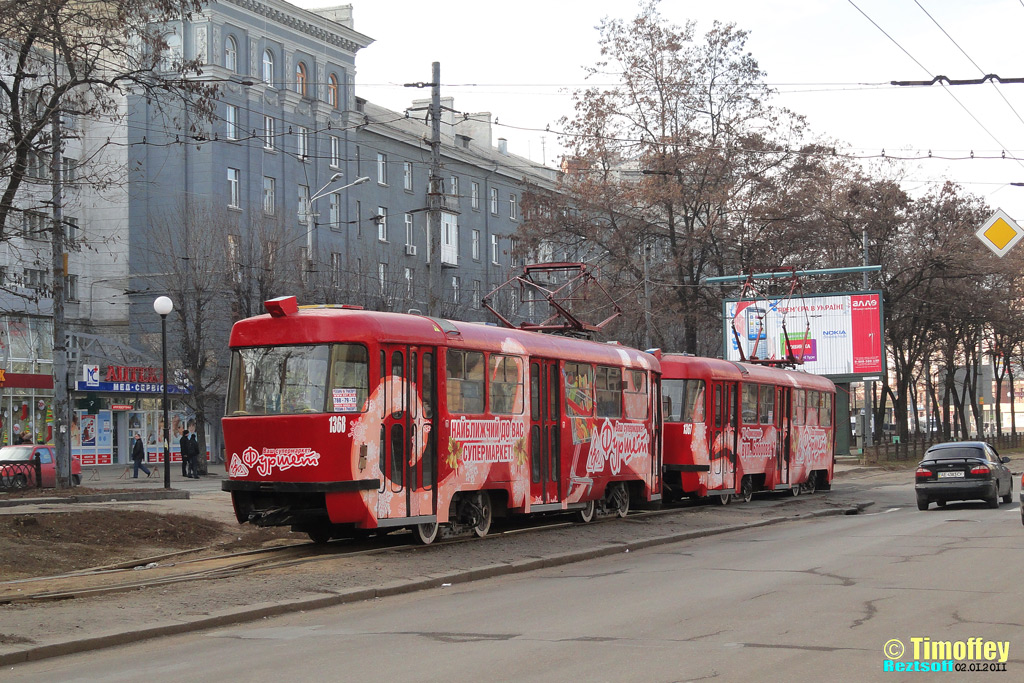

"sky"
[299, 0, 1024, 226]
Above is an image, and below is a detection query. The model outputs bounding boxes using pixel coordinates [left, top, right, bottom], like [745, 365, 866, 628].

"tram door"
[529, 359, 561, 504]
[775, 386, 791, 486]
[379, 345, 438, 520]
[709, 382, 737, 493]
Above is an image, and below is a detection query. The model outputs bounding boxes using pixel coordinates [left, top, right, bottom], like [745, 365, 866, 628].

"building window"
[225, 36, 237, 72]
[473, 280, 482, 309]
[25, 268, 47, 290]
[378, 262, 387, 295]
[471, 229, 480, 260]
[510, 193, 517, 220]
[64, 217, 78, 244]
[295, 61, 307, 95]
[491, 234, 499, 264]
[405, 213, 414, 247]
[403, 162, 413, 191]
[262, 49, 274, 85]
[61, 157, 77, 184]
[330, 136, 341, 168]
[405, 267, 413, 297]
[330, 252, 342, 287]
[377, 206, 387, 242]
[263, 115, 275, 150]
[449, 175, 459, 198]
[227, 167, 240, 207]
[471, 181, 480, 210]
[490, 187, 498, 214]
[23, 210, 46, 238]
[262, 176, 276, 214]
[225, 104, 238, 140]
[329, 192, 341, 231]
[510, 237, 519, 266]
[376, 153, 387, 185]
[296, 126, 308, 159]
[64, 274, 78, 302]
[441, 212, 458, 265]
[328, 73, 339, 108]
[356, 200, 361, 237]
[451, 276, 461, 304]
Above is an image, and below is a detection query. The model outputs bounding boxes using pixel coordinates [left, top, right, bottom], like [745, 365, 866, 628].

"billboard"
[723, 291, 884, 380]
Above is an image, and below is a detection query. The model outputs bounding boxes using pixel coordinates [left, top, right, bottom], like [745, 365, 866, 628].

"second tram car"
[660, 354, 835, 504]
[222, 297, 661, 544]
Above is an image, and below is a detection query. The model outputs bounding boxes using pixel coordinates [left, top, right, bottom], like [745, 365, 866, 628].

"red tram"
[660, 354, 835, 504]
[222, 296, 661, 544]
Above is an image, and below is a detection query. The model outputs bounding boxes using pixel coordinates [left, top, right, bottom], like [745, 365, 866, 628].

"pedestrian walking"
[132, 433, 151, 478]
[179, 423, 196, 478]
[186, 420, 200, 478]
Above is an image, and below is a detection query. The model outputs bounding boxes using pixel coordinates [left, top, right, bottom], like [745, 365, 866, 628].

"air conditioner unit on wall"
[405, 244, 417, 256]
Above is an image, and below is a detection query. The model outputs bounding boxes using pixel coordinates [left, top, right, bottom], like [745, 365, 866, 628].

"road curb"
[0, 502, 873, 667]
[0, 490, 190, 508]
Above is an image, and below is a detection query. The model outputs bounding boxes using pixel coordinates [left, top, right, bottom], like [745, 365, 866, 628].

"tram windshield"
[662, 379, 705, 423]
[227, 343, 369, 415]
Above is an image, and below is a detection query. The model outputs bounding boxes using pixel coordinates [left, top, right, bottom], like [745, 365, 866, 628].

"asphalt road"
[7, 474, 1023, 682]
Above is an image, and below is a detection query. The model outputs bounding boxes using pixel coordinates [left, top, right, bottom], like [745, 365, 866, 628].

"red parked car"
[0, 445, 81, 489]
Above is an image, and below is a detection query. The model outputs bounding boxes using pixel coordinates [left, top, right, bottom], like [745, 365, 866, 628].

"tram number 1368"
[329, 415, 348, 434]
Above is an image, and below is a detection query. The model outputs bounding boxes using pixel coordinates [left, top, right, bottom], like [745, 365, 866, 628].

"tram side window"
[623, 369, 648, 420]
[713, 385, 723, 428]
[595, 366, 622, 418]
[819, 392, 832, 426]
[793, 390, 805, 426]
[446, 350, 485, 414]
[564, 362, 594, 416]
[489, 354, 524, 414]
[806, 391, 820, 426]
[760, 386, 774, 424]
[741, 384, 758, 424]
[328, 344, 369, 413]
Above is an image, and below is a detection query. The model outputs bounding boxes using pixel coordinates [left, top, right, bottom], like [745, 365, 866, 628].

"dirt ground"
[0, 487, 294, 580]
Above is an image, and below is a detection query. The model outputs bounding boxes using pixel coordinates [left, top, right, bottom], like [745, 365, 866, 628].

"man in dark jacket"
[132, 433, 151, 478]
[179, 423, 196, 478]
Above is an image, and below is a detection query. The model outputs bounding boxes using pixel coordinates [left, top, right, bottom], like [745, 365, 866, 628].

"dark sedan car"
[915, 441, 1013, 511]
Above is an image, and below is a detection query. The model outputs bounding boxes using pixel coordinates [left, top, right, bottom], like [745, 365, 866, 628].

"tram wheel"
[610, 483, 630, 518]
[306, 527, 332, 544]
[803, 471, 817, 495]
[717, 492, 731, 506]
[739, 476, 753, 504]
[790, 481, 801, 497]
[473, 492, 493, 538]
[574, 499, 596, 523]
[414, 521, 440, 545]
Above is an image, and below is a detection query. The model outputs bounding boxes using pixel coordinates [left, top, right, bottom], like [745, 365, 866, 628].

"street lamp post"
[303, 174, 370, 270]
[153, 296, 173, 489]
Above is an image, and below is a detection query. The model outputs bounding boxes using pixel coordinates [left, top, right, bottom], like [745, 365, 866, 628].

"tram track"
[0, 506, 673, 605]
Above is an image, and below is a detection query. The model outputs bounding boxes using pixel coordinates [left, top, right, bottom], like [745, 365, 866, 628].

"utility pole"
[426, 62, 443, 318]
[642, 242, 652, 349]
[50, 68, 70, 487]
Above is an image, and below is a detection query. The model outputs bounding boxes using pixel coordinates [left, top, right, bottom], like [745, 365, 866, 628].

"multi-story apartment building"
[0, 1, 561, 462]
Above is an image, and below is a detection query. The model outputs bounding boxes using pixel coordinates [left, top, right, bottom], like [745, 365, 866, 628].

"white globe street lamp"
[153, 296, 173, 488]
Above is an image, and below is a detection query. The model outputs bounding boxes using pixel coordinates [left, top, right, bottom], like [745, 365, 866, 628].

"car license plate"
[938, 471, 965, 478]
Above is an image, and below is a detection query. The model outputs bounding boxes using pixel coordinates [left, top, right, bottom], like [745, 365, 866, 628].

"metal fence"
[861, 434, 1024, 463]
[0, 454, 42, 490]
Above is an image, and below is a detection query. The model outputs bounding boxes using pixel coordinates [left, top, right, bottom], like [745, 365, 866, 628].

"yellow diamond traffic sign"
[977, 208, 1024, 257]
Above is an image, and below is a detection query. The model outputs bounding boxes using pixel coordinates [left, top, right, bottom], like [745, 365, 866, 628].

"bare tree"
[0, 0, 216, 239]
